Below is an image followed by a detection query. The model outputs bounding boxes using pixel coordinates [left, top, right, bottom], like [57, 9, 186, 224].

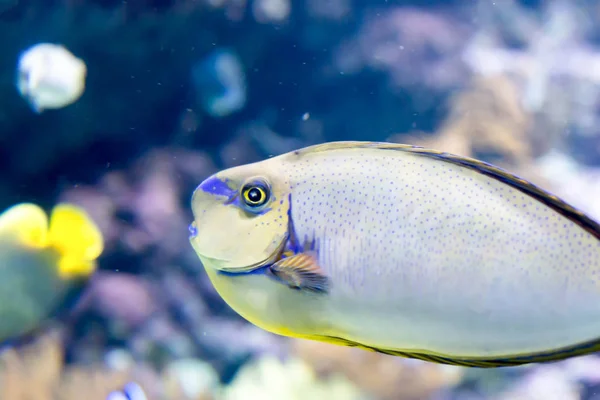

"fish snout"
[188, 221, 198, 239]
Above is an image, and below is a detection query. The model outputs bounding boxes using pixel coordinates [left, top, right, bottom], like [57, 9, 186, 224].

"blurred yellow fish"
[189, 141, 600, 368]
[0, 202, 102, 343]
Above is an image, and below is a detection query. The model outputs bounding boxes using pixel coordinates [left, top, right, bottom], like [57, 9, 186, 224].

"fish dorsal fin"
[293, 141, 417, 157]
[294, 141, 600, 241]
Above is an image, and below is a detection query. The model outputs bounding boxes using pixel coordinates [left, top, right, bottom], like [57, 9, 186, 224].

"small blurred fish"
[191, 48, 246, 118]
[190, 141, 600, 368]
[0, 203, 102, 343]
[106, 382, 148, 400]
[16, 43, 87, 113]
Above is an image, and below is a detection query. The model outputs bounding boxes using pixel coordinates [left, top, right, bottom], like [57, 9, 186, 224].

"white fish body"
[190, 141, 600, 367]
[16, 43, 87, 112]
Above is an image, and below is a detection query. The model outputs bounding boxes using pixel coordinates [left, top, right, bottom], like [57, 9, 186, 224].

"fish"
[0, 202, 103, 343]
[16, 43, 87, 113]
[189, 141, 600, 368]
[106, 382, 148, 400]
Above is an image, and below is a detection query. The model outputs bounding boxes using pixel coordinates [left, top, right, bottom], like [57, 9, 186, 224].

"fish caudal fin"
[0, 203, 49, 248]
[48, 204, 103, 279]
[270, 252, 330, 294]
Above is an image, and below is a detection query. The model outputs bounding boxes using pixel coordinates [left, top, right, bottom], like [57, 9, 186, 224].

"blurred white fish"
[106, 382, 148, 400]
[16, 43, 87, 113]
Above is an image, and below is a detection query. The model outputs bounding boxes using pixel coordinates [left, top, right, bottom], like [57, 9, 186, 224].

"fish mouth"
[189, 220, 288, 275]
[188, 221, 198, 239]
[217, 236, 288, 275]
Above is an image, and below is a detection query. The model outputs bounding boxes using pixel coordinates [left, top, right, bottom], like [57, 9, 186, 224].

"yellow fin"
[270, 252, 329, 293]
[48, 204, 103, 279]
[0, 203, 49, 248]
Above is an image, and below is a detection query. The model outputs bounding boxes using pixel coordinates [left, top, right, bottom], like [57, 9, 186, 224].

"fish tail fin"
[47, 204, 103, 279]
[0, 203, 48, 248]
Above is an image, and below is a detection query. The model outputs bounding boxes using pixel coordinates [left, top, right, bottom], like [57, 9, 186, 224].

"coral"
[87, 271, 159, 330]
[58, 146, 216, 258]
[163, 358, 220, 400]
[391, 75, 532, 167]
[0, 332, 130, 400]
[292, 340, 464, 400]
[441, 75, 531, 162]
[0, 332, 222, 400]
[496, 365, 580, 400]
[333, 6, 473, 93]
[463, 0, 600, 166]
[534, 150, 600, 221]
[218, 354, 369, 400]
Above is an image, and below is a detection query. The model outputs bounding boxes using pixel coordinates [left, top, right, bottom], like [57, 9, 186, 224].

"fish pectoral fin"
[269, 252, 329, 294]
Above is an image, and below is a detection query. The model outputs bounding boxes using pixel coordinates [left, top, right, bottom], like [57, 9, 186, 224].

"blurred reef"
[3, 0, 600, 399]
